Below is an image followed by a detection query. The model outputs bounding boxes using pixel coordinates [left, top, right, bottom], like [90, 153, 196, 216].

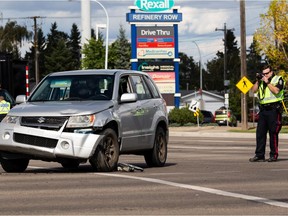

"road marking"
[96, 173, 288, 209]
[28, 166, 46, 169]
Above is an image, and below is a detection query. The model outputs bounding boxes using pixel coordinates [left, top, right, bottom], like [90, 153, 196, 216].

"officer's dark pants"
[255, 108, 282, 159]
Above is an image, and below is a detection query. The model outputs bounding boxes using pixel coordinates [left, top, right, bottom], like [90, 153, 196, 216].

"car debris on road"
[117, 163, 144, 172]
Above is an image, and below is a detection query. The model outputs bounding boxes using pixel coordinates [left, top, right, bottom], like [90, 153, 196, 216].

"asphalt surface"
[169, 125, 288, 139]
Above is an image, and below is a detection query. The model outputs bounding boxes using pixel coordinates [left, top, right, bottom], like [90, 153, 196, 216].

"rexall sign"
[135, 0, 175, 12]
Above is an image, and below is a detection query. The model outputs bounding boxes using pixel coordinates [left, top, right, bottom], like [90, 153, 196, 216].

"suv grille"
[21, 117, 68, 130]
[14, 133, 58, 148]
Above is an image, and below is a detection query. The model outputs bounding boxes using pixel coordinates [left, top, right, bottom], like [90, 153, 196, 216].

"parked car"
[214, 107, 237, 127]
[200, 110, 215, 124]
[0, 69, 169, 173]
[248, 108, 259, 122]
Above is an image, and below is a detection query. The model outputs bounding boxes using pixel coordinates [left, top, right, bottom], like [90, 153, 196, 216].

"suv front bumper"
[0, 122, 102, 159]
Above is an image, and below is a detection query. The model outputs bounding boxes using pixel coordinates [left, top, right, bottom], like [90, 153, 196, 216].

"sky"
[0, 0, 271, 65]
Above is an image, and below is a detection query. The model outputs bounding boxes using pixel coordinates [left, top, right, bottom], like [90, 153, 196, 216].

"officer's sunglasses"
[263, 70, 271, 75]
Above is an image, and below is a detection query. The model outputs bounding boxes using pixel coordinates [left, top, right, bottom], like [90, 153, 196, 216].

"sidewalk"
[169, 125, 288, 139]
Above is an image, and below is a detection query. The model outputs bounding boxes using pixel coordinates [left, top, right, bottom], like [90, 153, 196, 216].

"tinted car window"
[118, 75, 133, 99]
[130, 75, 152, 100]
[29, 75, 114, 101]
[143, 75, 160, 98]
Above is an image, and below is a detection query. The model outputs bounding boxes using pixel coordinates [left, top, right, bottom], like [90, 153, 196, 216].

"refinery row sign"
[135, 0, 175, 12]
[126, 13, 182, 22]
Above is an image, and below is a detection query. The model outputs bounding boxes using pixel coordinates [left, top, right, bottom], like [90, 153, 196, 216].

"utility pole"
[31, 16, 41, 84]
[25, 16, 45, 84]
[240, 0, 248, 130]
[215, 23, 234, 93]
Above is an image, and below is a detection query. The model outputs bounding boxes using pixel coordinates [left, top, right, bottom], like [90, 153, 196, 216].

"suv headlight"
[66, 115, 95, 128]
[2, 115, 19, 124]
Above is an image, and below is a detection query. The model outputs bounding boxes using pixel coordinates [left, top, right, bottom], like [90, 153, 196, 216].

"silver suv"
[0, 70, 169, 172]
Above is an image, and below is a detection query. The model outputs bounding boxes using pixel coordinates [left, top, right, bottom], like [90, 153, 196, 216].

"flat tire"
[89, 128, 119, 172]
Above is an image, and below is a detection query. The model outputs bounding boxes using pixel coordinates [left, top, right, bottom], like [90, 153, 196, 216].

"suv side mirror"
[120, 93, 137, 103]
[16, 95, 27, 104]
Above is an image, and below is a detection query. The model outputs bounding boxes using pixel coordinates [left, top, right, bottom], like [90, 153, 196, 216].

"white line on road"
[96, 173, 288, 209]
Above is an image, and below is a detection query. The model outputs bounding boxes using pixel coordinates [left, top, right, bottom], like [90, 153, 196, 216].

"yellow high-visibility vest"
[0, 100, 10, 114]
[258, 75, 285, 105]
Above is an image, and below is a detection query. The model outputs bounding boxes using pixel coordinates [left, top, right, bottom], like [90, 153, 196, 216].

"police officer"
[0, 96, 10, 122]
[249, 64, 285, 162]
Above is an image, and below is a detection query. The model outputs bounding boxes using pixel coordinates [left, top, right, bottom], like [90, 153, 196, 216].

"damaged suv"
[0, 70, 169, 172]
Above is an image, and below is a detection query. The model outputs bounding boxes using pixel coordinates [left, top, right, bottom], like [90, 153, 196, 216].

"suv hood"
[9, 101, 114, 117]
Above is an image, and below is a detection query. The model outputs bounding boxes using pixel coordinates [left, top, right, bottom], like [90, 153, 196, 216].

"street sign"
[126, 13, 182, 23]
[189, 99, 199, 112]
[236, 76, 253, 94]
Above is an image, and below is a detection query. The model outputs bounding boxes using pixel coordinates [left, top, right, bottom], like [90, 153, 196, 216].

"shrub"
[168, 107, 201, 126]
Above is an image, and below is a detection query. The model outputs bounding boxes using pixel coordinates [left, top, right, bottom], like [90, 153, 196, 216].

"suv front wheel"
[89, 128, 119, 172]
[0, 158, 29, 173]
[144, 127, 167, 167]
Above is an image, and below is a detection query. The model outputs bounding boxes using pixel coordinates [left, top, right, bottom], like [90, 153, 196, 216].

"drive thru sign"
[236, 76, 253, 94]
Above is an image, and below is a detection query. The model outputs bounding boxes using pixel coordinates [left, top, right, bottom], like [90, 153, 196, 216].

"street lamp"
[96, 24, 106, 40]
[91, 0, 109, 69]
[192, 41, 202, 101]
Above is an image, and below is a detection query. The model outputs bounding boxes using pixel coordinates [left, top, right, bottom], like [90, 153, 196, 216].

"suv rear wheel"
[144, 127, 167, 167]
[89, 128, 119, 172]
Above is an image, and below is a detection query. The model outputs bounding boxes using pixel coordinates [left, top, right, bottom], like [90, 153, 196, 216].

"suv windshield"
[29, 75, 114, 102]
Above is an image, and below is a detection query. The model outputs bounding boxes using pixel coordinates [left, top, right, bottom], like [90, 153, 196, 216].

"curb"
[169, 126, 288, 139]
[169, 131, 255, 138]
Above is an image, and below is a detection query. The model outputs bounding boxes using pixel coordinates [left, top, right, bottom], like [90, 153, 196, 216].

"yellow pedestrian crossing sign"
[236, 76, 253, 94]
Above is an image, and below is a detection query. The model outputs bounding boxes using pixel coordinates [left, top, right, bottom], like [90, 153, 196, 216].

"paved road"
[1, 133, 288, 215]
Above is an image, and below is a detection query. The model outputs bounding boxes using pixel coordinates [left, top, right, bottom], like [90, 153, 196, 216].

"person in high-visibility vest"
[0, 96, 10, 122]
[249, 64, 285, 162]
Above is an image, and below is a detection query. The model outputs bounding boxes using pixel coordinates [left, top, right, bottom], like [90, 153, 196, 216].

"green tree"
[109, 25, 131, 69]
[225, 32, 240, 80]
[245, 37, 263, 110]
[254, 0, 288, 70]
[205, 56, 223, 91]
[81, 33, 105, 69]
[206, 30, 240, 93]
[246, 37, 263, 80]
[45, 38, 74, 73]
[68, 23, 81, 70]
[44, 22, 70, 76]
[0, 21, 32, 59]
[46, 22, 68, 49]
[179, 52, 199, 90]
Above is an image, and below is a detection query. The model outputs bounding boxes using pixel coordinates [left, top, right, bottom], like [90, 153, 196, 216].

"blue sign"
[126, 12, 182, 22]
[135, 0, 175, 12]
